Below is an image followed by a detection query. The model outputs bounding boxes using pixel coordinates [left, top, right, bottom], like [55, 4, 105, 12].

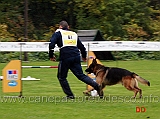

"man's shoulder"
[53, 29, 62, 37]
[56, 29, 76, 34]
[55, 29, 63, 32]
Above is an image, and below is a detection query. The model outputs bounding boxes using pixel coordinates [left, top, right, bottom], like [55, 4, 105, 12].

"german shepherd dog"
[84, 58, 150, 98]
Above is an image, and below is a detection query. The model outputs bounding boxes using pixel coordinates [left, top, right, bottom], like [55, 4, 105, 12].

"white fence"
[0, 41, 160, 52]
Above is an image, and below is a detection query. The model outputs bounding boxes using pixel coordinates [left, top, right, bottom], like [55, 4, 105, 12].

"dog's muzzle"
[85, 68, 92, 74]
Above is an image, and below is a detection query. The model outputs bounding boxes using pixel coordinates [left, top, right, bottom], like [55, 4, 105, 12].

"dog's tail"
[133, 73, 150, 86]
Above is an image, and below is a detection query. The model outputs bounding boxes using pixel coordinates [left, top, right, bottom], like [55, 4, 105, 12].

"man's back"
[49, 29, 86, 60]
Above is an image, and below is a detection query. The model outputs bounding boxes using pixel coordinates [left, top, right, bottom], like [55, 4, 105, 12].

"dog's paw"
[131, 96, 136, 99]
[139, 95, 142, 99]
[83, 91, 91, 96]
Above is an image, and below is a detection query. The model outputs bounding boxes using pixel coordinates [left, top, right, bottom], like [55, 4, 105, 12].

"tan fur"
[121, 76, 142, 98]
[135, 75, 150, 86]
[83, 70, 149, 98]
[83, 58, 150, 98]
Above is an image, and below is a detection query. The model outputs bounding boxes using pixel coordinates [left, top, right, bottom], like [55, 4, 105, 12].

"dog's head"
[85, 58, 98, 74]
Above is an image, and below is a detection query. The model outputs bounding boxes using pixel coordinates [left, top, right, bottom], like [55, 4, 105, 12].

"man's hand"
[50, 56, 56, 61]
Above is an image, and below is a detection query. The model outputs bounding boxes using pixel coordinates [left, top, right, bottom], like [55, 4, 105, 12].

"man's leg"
[57, 60, 74, 98]
[69, 56, 99, 91]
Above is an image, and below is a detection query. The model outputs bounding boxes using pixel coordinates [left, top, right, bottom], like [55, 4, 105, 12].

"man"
[49, 21, 100, 99]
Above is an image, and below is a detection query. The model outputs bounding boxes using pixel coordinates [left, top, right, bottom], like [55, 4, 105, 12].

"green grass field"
[0, 60, 160, 119]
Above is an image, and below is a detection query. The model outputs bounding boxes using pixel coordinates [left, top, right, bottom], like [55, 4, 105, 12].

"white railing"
[0, 41, 160, 52]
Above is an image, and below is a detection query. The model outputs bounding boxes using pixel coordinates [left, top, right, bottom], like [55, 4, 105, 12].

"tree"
[74, 0, 159, 41]
[0, 0, 159, 41]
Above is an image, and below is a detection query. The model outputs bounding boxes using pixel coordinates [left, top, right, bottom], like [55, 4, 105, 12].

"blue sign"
[8, 81, 18, 87]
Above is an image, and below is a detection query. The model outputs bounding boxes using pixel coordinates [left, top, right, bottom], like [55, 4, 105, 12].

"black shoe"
[96, 85, 103, 99]
[66, 95, 75, 99]
[99, 90, 104, 99]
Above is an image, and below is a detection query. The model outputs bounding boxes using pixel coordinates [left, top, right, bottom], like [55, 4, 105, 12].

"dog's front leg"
[83, 87, 94, 96]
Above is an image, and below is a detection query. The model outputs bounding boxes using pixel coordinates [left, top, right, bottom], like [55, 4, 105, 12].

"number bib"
[60, 30, 77, 47]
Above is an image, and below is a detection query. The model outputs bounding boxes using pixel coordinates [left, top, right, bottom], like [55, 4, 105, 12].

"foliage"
[74, 0, 160, 41]
[43, 26, 58, 41]
[27, 51, 59, 61]
[0, 24, 15, 41]
[0, 52, 60, 63]
[112, 51, 160, 60]
[1, 51, 160, 63]
[0, 1, 24, 41]
[0, 52, 20, 63]
[0, 0, 160, 41]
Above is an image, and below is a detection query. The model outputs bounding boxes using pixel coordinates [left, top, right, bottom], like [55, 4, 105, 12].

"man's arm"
[49, 32, 59, 61]
[77, 38, 87, 62]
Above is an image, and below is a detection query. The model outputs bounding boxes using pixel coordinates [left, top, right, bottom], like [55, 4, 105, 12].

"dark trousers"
[57, 55, 99, 96]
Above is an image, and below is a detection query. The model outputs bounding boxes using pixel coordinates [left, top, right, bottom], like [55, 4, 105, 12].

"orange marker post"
[2, 60, 22, 94]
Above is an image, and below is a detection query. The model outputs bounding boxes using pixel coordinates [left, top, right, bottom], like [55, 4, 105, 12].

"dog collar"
[95, 69, 105, 77]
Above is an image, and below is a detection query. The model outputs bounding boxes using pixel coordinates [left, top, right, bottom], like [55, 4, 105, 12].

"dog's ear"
[92, 58, 97, 64]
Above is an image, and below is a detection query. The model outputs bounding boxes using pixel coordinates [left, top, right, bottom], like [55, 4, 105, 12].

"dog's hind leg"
[134, 87, 142, 98]
[133, 79, 142, 98]
[130, 78, 142, 98]
[122, 77, 140, 98]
